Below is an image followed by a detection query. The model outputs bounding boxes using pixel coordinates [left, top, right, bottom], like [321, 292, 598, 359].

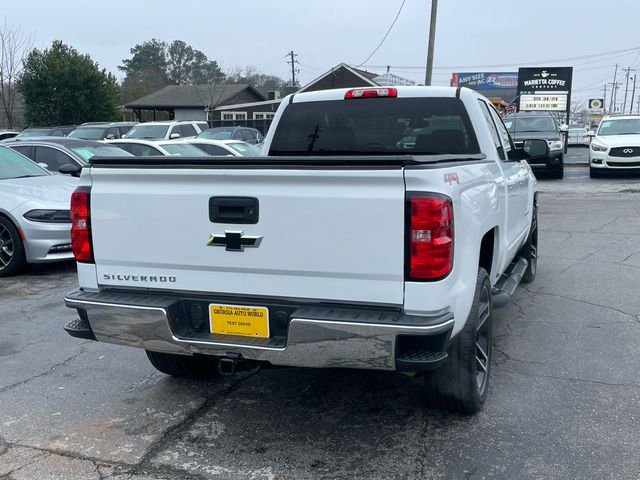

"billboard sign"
[588, 98, 604, 113]
[517, 67, 573, 111]
[451, 72, 518, 89]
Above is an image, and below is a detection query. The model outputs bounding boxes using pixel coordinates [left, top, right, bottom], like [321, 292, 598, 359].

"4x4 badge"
[206, 230, 263, 252]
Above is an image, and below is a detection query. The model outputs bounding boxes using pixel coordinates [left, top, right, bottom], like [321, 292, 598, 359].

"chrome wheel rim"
[0, 224, 14, 271]
[475, 285, 491, 393]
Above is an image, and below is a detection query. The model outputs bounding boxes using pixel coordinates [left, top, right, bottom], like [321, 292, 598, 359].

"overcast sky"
[8, 0, 640, 107]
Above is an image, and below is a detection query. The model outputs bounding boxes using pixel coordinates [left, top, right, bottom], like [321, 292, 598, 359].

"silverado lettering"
[102, 274, 176, 282]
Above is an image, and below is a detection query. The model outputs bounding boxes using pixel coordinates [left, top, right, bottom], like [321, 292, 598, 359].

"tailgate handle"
[209, 197, 259, 224]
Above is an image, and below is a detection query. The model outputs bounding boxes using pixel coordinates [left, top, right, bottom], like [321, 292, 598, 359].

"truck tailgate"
[89, 167, 406, 304]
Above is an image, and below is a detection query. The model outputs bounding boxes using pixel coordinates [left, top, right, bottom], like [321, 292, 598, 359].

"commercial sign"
[588, 98, 604, 113]
[451, 72, 518, 89]
[520, 94, 568, 111]
[517, 67, 573, 111]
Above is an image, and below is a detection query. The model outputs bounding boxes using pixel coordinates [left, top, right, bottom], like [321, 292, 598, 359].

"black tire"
[520, 198, 538, 284]
[424, 268, 492, 414]
[550, 166, 564, 179]
[146, 350, 220, 378]
[0, 216, 26, 277]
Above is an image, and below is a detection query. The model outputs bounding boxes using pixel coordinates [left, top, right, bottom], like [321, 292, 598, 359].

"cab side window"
[478, 100, 505, 160]
[488, 106, 518, 161]
[180, 124, 197, 137]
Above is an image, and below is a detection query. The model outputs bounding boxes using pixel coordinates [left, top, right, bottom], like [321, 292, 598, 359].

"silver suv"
[124, 121, 210, 140]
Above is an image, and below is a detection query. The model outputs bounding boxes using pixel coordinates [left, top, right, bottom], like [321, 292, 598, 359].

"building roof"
[125, 84, 265, 109]
[297, 63, 379, 93]
[349, 66, 380, 81]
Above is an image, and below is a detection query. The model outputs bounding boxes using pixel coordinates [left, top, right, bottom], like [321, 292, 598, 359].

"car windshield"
[0, 146, 47, 180]
[198, 129, 234, 140]
[159, 144, 210, 156]
[226, 143, 261, 156]
[568, 124, 585, 130]
[597, 119, 640, 136]
[17, 128, 52, 137]
[269, 98, 480, 156]
[503, 117, 557, 133]
[125, 125, 170, 139]
[70, 145, 133, 162]
[68, 127, 107, 140]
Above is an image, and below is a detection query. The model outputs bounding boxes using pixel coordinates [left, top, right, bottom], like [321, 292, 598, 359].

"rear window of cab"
[269, 97, 479, 156]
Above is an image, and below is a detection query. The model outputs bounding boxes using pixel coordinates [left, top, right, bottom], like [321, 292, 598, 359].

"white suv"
[589, 115, 640, 177]
[124, 121, 209, 141]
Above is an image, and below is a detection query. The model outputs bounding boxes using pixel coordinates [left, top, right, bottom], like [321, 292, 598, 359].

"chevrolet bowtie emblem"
[206, 230, 263, 252]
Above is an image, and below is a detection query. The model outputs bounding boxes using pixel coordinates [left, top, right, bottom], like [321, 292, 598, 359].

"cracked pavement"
[2, 163, 640, 479]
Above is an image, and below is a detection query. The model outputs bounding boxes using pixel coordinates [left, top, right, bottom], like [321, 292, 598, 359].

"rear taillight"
[407, 194, 453, 280]
[344, 87, 397, 99]
[70, 186, 93, 263]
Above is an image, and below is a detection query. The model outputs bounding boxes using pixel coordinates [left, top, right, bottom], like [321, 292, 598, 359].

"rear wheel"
[0, 216, 26, 277]
[146, 351, 220, 378]
[424, 268, 492, 414]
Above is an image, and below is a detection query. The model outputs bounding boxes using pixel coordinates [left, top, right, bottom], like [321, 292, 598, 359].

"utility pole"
[630, 75, 637, 114]
[609, 82, 621, 112]
[622, 66, 635, 113]
[424, 0, 438, 86]
[287, 51, 299, 87]
[609, 64, 619, 112]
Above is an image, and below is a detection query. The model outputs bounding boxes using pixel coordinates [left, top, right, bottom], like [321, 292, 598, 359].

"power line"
[361, 46, 640, 71]
[356, 0, 406, 68]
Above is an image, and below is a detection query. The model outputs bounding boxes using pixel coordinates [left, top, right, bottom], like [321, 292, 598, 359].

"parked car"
[124, 121, 209, 140]
[503, 111, 565, 178]
[68, 122, 138, 140]
[16, 126, 76, 138]
[107, 139, 210, 157]
[182, 138, 262, 156]
[567, 124, 589, 147]
[64, 86, 550, 414]
[589, 114, 640, 177]
[4, 138, 133, 174]
[0, 145, 77, 276]
[0, 130, 19, 141]
[197, 127, 263, 144]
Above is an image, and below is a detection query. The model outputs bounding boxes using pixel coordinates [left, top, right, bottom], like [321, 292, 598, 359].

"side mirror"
[105, 134, 116, 140]
[58, 163, 81, 177]
[169, 133, 181, 139]
[520, 139, 550, 159]
[587, 131, 595, 137]
[38, 162, 49, 169]
[560, 124, 569, 132]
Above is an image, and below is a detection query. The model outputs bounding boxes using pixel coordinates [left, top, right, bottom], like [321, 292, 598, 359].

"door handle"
[210, 197, 259, 224]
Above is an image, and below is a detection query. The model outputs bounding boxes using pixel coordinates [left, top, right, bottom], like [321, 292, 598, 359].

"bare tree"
[0, 20, 33, 129]
[194, 63, 228, 124]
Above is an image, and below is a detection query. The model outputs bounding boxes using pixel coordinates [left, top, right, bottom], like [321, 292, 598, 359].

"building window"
[221, 111, 248, 121]
[253, 112, 276, 120]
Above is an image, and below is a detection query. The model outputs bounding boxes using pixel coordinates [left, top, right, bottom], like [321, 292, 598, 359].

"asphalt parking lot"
[2, 148, 640, 480]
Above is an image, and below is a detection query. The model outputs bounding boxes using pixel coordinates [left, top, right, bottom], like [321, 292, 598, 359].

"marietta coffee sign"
[517, 67, 573, 111]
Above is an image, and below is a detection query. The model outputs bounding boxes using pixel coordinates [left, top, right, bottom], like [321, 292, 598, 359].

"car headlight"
[23, 209, 71, 223]
[590, 143, 608, 152]
[548, 140, 564, 151]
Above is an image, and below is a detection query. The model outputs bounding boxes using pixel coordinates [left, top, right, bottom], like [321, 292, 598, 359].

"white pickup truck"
[64, 86, 546, 413]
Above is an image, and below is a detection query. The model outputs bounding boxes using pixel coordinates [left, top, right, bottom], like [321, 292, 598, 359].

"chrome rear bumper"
[64, 289, 454, 371]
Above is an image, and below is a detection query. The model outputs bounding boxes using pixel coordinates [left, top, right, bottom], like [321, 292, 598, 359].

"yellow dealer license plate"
[209, 304, 269, 338]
